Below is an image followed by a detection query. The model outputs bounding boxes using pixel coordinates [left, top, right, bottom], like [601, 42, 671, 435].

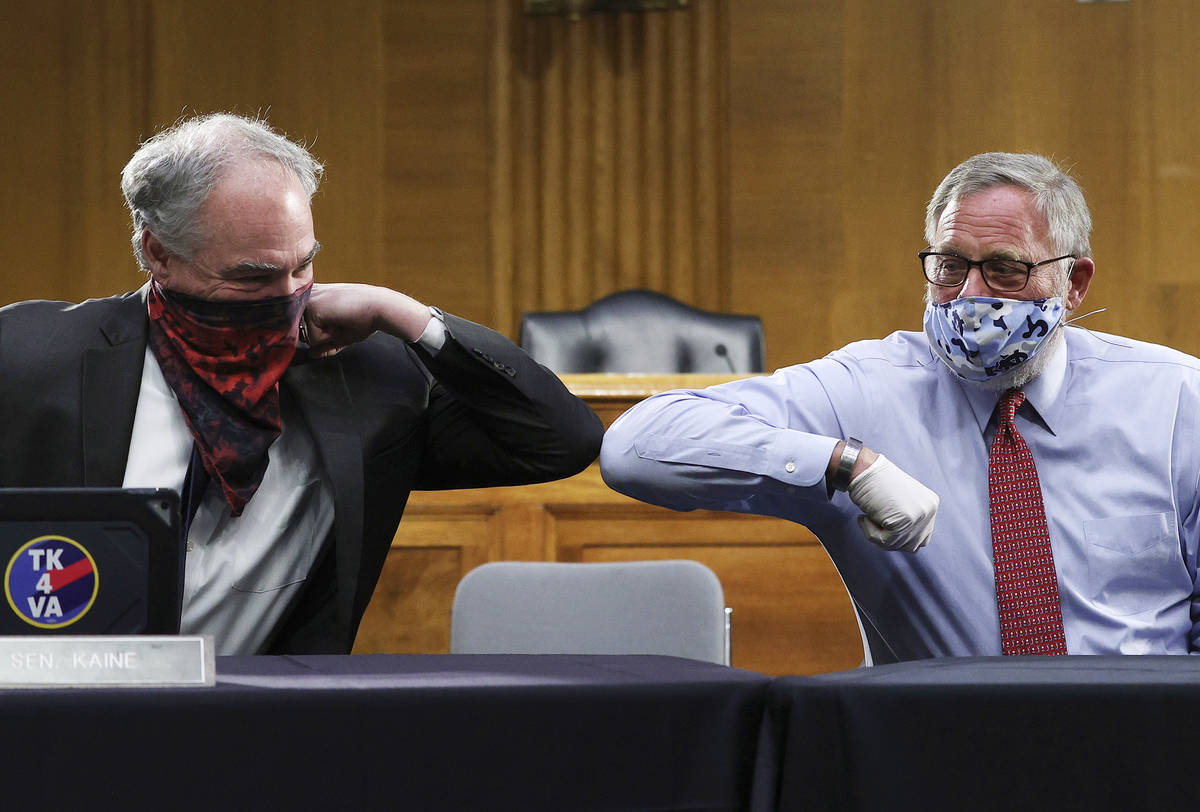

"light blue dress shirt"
[600, 326, 1200, 661]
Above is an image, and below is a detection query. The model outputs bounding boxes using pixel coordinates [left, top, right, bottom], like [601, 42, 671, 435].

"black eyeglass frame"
[918, 250, 1076, 293]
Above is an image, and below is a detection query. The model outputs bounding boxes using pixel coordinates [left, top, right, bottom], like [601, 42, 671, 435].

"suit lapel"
[283, 359, 364, 628]
[82, 290, 149, 486]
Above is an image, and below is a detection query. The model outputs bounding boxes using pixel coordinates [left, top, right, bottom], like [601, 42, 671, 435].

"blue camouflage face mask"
[923, 296, 1065, 382]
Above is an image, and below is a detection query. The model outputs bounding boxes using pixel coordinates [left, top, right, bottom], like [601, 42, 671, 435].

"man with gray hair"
[0, 113, 603, 654]
[602, 152, 1200, 661]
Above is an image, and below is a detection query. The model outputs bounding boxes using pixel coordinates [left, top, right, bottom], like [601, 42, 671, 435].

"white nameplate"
[0, 635, 215, 688]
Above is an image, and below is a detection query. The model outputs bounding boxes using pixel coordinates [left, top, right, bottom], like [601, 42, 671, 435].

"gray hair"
[924, 153, 1092, 259]
[120, 113, 324, 269]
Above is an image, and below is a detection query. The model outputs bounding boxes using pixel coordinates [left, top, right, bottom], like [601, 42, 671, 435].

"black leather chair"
[519, 289, 765, 374]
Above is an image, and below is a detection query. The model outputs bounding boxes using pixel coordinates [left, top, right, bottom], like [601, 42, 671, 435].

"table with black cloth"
[1, 654, 770, 811]
[751, 656, 1200, 812]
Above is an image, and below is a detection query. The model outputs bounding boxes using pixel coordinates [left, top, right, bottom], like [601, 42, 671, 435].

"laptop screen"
[0, 488, 182, 635]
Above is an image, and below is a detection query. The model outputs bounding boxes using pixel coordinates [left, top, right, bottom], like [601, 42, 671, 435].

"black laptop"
[0, 488, 182, 635]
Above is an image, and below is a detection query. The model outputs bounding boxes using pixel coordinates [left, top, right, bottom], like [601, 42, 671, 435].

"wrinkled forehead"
[934, 186, 1051, 255]
[194, 161, 314, 247]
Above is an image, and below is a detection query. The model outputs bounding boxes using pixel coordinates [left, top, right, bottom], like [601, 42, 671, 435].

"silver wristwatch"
[829, 437, 864, 492]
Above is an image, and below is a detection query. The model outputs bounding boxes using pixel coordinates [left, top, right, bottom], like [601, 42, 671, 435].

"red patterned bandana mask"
[146, 278, 312, 516]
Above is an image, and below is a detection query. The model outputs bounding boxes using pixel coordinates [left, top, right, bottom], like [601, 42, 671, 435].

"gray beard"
[969, 325, 1066, 392]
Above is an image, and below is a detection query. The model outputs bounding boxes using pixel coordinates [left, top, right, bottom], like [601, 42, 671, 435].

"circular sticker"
[4, 535, 99, 629]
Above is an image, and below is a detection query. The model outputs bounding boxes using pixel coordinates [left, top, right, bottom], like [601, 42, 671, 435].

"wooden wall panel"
[837, 1, 938, 341]
[729, 0, 845, 371]
[353, 504, 500, 654]
[490, 1, 729, 337]
[1133, 2, 1200, 352]
[0, 1, 150, 305]
[352, 547, 466, 655]
[385, 2, 491, 321]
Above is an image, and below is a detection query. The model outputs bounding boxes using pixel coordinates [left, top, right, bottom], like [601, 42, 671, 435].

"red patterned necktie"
[989, 389, 1068, 655]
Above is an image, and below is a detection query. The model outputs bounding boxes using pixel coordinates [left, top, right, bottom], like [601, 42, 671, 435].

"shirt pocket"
[231, 479, 322, 594]
[1083, 512, 1186, 617]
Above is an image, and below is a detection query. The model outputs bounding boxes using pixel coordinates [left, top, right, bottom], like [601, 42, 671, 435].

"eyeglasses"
[918, 251, 1076, 293]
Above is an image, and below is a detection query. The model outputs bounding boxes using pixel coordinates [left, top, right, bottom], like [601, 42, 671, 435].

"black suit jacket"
[0, 288, 603, 653]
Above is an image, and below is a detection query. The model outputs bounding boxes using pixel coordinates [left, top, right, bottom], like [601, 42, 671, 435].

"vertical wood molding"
[488, 0, 730, 331]
[615, 13, 644, 293]
[588, 18, 617, 298]
[694, 0, 728, 311]
[565, 20, 593, 309]
[490, 0, 518, 337]
[642, 12, 667, 292]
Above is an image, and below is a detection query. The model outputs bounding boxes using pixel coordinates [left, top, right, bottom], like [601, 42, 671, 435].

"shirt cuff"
[413, 306, 447, 353]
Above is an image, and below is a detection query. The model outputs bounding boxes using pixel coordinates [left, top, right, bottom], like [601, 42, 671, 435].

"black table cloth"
[1, 654, 770, 811]
[752, 656, 1200, 812]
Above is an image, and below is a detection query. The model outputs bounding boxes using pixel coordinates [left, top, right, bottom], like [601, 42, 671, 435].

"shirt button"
[785, 462, 796, 473]
[186, 541, 195, 553]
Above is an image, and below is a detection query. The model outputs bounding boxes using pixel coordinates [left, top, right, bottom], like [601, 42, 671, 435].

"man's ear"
[141, 231, 173, 285]
[1065, 257, 1095, 312]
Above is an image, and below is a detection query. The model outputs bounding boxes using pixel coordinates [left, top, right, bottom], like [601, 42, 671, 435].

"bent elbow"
[542, 403, 604, 478]
[598, 428, 641, 497]
[564, 410, 605, 475]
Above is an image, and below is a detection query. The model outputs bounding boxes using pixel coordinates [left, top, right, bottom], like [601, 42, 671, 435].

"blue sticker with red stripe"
[4, 535, 99, 629]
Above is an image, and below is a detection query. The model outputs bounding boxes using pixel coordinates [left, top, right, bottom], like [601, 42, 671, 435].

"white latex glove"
[847, 454, 939, 553]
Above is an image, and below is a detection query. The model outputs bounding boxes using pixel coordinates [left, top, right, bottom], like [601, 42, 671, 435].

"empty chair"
[520, 289, 765, 374]
[450, 560, 731, 665]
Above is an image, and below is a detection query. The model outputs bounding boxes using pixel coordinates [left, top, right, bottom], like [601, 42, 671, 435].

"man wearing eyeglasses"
[600, 152, 1200, 662]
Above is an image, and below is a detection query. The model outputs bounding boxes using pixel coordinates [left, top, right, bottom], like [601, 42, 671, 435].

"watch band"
[830, 437, 864, 492]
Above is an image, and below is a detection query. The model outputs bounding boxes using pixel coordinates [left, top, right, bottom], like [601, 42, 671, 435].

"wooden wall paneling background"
[729, 0, 845, 373]
[387, 1, 490, 322]
[0, 1, 150, 305]
[1135, 1, 1200, 352]
[4, 1, 1200, 359]
[490, 0, 729, 338]
[0, 0, 390, 304]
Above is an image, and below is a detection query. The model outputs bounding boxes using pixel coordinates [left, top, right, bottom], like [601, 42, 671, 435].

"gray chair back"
[450, 560, 730, 665]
